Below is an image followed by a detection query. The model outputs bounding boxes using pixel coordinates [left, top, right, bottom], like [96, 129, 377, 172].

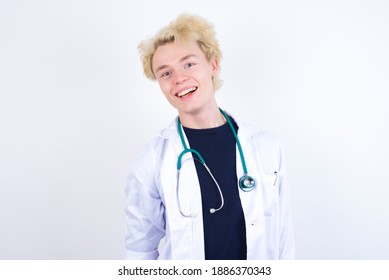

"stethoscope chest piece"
[239, 175, 255, 192]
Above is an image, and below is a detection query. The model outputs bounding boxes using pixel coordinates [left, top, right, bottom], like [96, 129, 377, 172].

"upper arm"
[124, 141, 166, 259]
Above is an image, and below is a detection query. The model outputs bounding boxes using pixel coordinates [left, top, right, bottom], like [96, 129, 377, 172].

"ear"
[210, 58, 219, 76]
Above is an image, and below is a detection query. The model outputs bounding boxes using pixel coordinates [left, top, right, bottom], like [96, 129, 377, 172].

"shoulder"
[235, 118, 283, 164]
[128, 118, 177, 173]
[130, 135, 166, 171]
[224, 110, 281, 148]
[235, 120, 285, 175]
[236, 118, 280, 145]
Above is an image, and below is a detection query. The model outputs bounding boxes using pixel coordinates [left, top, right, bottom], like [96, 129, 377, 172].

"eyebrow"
[154, 54, 198, 74]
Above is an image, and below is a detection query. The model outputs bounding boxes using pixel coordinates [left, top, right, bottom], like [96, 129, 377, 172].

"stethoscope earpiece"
[239, 174, 256, 192]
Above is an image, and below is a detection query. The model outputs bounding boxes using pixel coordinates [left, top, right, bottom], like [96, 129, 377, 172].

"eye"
[185, 62, 196, 69]
[160, 71, 171, 79]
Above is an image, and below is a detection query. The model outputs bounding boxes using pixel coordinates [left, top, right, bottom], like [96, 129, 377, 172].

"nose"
[174, 69, 189, 85]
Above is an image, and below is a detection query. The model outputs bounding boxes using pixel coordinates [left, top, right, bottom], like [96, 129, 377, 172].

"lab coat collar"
[157, 110, 262, 143]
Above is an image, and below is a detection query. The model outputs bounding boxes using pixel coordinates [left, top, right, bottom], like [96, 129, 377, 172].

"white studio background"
[0, 0, 388, 259]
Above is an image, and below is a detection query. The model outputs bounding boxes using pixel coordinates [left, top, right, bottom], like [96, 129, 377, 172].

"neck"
[179, 106, 226, 129]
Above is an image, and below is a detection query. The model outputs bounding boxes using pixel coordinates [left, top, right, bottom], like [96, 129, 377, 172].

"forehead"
[152, 41, 206, 71]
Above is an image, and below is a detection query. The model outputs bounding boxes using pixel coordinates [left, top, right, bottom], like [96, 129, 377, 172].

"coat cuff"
[125, 248, 159, 260]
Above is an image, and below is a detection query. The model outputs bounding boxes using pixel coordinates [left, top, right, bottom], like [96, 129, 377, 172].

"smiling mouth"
[176, 87, 198, 98]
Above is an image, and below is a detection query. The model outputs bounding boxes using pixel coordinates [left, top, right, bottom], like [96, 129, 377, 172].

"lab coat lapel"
[159, 119, 205, 259]
[234, 118, 267, 259]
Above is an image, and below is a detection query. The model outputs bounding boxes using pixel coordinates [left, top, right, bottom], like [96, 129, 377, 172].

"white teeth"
[177, 87, 197, 97]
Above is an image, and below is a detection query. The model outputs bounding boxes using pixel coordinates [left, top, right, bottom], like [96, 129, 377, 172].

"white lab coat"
[125, 114, 294, 260]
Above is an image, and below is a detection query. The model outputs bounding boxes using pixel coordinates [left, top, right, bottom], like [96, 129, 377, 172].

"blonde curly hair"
[138, 14, 223, 91]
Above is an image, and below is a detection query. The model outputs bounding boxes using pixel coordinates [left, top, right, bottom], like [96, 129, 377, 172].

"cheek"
[198, 70, 214, 86]
[158, 81, 171, 96]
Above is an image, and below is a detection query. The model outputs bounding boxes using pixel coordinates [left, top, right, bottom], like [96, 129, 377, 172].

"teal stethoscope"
[176, 108, 256, 217]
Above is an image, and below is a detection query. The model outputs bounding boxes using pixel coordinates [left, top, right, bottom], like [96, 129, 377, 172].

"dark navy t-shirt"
[183, 117, 247, 260]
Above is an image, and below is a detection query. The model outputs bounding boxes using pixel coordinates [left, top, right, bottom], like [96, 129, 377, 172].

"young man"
[125, 14, 294, 260]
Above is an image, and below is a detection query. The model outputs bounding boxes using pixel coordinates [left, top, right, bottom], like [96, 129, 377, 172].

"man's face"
[152, 40, 218, 117]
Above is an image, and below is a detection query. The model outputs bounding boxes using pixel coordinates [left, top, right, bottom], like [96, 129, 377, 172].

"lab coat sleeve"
[277, 141, 295, 259]
[124, 141, 165, 260]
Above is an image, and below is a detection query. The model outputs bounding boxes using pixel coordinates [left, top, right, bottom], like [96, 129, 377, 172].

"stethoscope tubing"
[176, 108, 255, 217]
[177, 157, 224, 217]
